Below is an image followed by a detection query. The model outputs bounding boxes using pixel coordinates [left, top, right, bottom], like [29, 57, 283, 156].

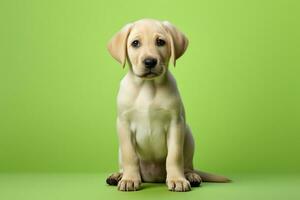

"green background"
[0, 0, 300, 199]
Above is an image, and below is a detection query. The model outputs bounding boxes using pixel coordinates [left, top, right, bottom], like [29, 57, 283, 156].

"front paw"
[166, 177, 191, 192]
[117, 177, 141, 191]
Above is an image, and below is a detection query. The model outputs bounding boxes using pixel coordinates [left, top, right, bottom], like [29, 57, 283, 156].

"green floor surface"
[0, 173, 299, 200]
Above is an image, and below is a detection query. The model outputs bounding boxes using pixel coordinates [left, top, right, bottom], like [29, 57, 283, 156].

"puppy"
[106, 19, 229, 192]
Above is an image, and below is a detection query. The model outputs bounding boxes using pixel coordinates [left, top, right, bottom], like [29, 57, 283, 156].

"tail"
[194, 170, 231, 183]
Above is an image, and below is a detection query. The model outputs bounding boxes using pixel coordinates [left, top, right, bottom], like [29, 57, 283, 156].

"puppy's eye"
[131, 40, 140, 48]
[156, 38, 166, 47]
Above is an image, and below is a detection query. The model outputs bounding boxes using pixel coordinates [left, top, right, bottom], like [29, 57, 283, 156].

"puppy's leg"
[166, 119, 191, 192]
[116, 118, 141, 191]
[183, 125, 202, 187]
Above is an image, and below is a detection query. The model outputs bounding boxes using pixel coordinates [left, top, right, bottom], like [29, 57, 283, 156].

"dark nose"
[143, 58, 157, 69]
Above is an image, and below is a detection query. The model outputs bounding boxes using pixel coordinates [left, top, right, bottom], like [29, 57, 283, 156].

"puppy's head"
[107, 19, 188, 79]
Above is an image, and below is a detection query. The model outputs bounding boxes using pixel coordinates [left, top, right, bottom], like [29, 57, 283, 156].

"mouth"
[138, 71, 159, 78]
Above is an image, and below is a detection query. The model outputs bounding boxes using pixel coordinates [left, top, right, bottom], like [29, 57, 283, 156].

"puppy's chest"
[128, 102, 171, 160]
[130, 104, 171, 133]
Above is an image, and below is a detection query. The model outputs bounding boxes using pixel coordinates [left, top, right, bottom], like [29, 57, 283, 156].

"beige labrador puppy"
[106, 19, 229, 192]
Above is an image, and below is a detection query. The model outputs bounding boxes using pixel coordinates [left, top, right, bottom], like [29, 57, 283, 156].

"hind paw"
[185, 171, 202, 187]
[106, 172, 123, 186]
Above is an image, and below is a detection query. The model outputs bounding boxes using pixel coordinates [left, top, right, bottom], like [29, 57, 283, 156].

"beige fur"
[107, 19, 229, 192]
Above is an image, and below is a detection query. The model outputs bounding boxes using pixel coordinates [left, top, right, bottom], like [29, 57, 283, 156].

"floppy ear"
[107, 23, 132, 68]
[162, 21, 188, 66]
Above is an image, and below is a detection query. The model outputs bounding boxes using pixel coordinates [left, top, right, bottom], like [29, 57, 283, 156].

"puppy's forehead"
[130, 20, 166, 36]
